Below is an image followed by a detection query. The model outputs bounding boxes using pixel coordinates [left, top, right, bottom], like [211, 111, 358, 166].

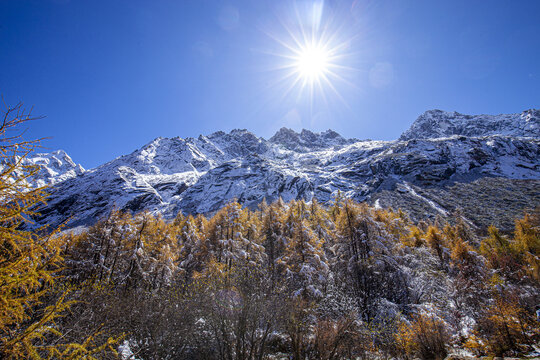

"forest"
[1, 106, 539, 360]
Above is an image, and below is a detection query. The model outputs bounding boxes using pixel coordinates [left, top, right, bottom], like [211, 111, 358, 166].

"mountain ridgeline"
[30, 109, 539, 230]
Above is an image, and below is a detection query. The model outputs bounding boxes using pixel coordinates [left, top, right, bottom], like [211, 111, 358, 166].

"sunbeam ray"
[262, 0, 356, 108]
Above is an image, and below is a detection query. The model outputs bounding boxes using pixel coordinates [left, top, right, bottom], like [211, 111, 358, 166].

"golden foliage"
[426, 226, 446, 264]
[513, 209, 540, 280]
[467, 291, 539, 357]
[480, 211, 540, 282]
[0, 103, 119, 359]
[395, 313, 448, 360]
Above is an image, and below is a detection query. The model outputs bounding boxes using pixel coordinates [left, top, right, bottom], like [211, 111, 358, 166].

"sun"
[294, 43, 330, 83]
[261, 1, 355, 107]
[283, 32, 345, 103]
[262, 4, 354, 105]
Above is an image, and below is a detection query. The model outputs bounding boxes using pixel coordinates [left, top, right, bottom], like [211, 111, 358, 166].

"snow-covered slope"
[269, 128, 356, 152]
[400, 109, 539, 140]
[11, 150, 85, 188]
[32, 109, 540, 229]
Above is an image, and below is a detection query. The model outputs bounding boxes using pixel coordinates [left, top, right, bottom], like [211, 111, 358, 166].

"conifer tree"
[480, 225, 522, 281]
[279, 200, 329, 299]
[334, 201, 409, 321]
[426, 225, 448, 265]
[177, 214, 207, 283]
[513, 210, 540, 280]
[260, 200, 286, 285]
[240, 206, 266, 267]
[0, 102, 118, 359]
[207, 201, 265, 272]
[67, 208, 134, 284]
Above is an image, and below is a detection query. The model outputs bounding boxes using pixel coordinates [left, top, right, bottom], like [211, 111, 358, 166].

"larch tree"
[278, 200, 330, 299]
[334, 201, 409, 321]
[177, 214, 207, 284]
[66, 208, 134, 284]
[512, 210, 540, 281]
[0, 102, 118, 359]
[260, 200, 286, 286]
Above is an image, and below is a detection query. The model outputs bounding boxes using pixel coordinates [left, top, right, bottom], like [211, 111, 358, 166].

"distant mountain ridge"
[400, 108, 539, 140]
[25, 108, 540, 230]
[3, 149, 85, 188]
[269, 128, 357, 152]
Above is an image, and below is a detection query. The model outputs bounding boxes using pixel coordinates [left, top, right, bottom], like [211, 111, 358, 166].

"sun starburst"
[263, 1, 354, 107]
[294, 42, 330, 83]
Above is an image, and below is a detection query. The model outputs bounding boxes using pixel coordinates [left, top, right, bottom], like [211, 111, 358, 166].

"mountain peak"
[24, 107, 540, 229]
[269, 127, 351, 152]
[20, 150, 85, 187]
[229, 128, 251, 135]
[271, 126, 298, 137]
[400, 108, 540, 140]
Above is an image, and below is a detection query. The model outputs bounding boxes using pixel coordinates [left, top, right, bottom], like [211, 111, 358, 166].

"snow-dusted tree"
[177, 214, 207, 283]
[239, 207, 266, 267]
[260, 200, 286, 286]
[118, 211, 179, 290]
[206, 201, 265, 273]
[278, 200, 330, 299]
[308, 198, 332, 241]
[66, 208, 134, 284]
[148, 216, 179, 290]
[334, 201, 409, 321]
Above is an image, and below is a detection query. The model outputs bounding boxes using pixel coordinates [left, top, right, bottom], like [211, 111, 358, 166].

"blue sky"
[1, 0, 539, 168]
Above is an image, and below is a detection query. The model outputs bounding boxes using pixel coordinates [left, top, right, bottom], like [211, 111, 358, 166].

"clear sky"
[1, 0, 539, 168]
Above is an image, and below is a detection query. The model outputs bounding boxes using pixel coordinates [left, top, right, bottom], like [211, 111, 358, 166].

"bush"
[395, 313, 449, 360]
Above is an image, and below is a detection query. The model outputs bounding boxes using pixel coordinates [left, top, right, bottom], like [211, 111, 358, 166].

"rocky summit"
[29, 109, 540, 230]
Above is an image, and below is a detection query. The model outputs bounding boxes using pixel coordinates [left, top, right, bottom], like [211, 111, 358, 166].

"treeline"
[58, 198, 539, 359]
[1, 104, 539, 359]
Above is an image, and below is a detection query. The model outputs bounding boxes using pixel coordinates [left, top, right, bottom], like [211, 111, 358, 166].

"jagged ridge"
[400, 109, 539, 140]
[26, 109, 540, 230]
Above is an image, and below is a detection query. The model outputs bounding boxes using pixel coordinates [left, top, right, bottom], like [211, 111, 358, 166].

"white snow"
[401, 108, 539, 140]
[25, 109, 539, 227]
[401, 182, 448, 216]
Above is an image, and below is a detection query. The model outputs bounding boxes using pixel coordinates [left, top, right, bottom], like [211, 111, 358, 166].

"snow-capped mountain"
[269, 128, 356, 152]
[3, 150, 85, 188]
[32, 109, 540, 230]
[400, 109, 539, 140]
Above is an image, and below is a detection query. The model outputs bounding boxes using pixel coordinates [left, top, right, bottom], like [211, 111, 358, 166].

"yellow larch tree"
[0, 103, 118, 359]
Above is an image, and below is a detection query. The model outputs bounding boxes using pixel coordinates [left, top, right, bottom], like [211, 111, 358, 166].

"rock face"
[269, 128, 356, 152]
[31, 109, 540, 230]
